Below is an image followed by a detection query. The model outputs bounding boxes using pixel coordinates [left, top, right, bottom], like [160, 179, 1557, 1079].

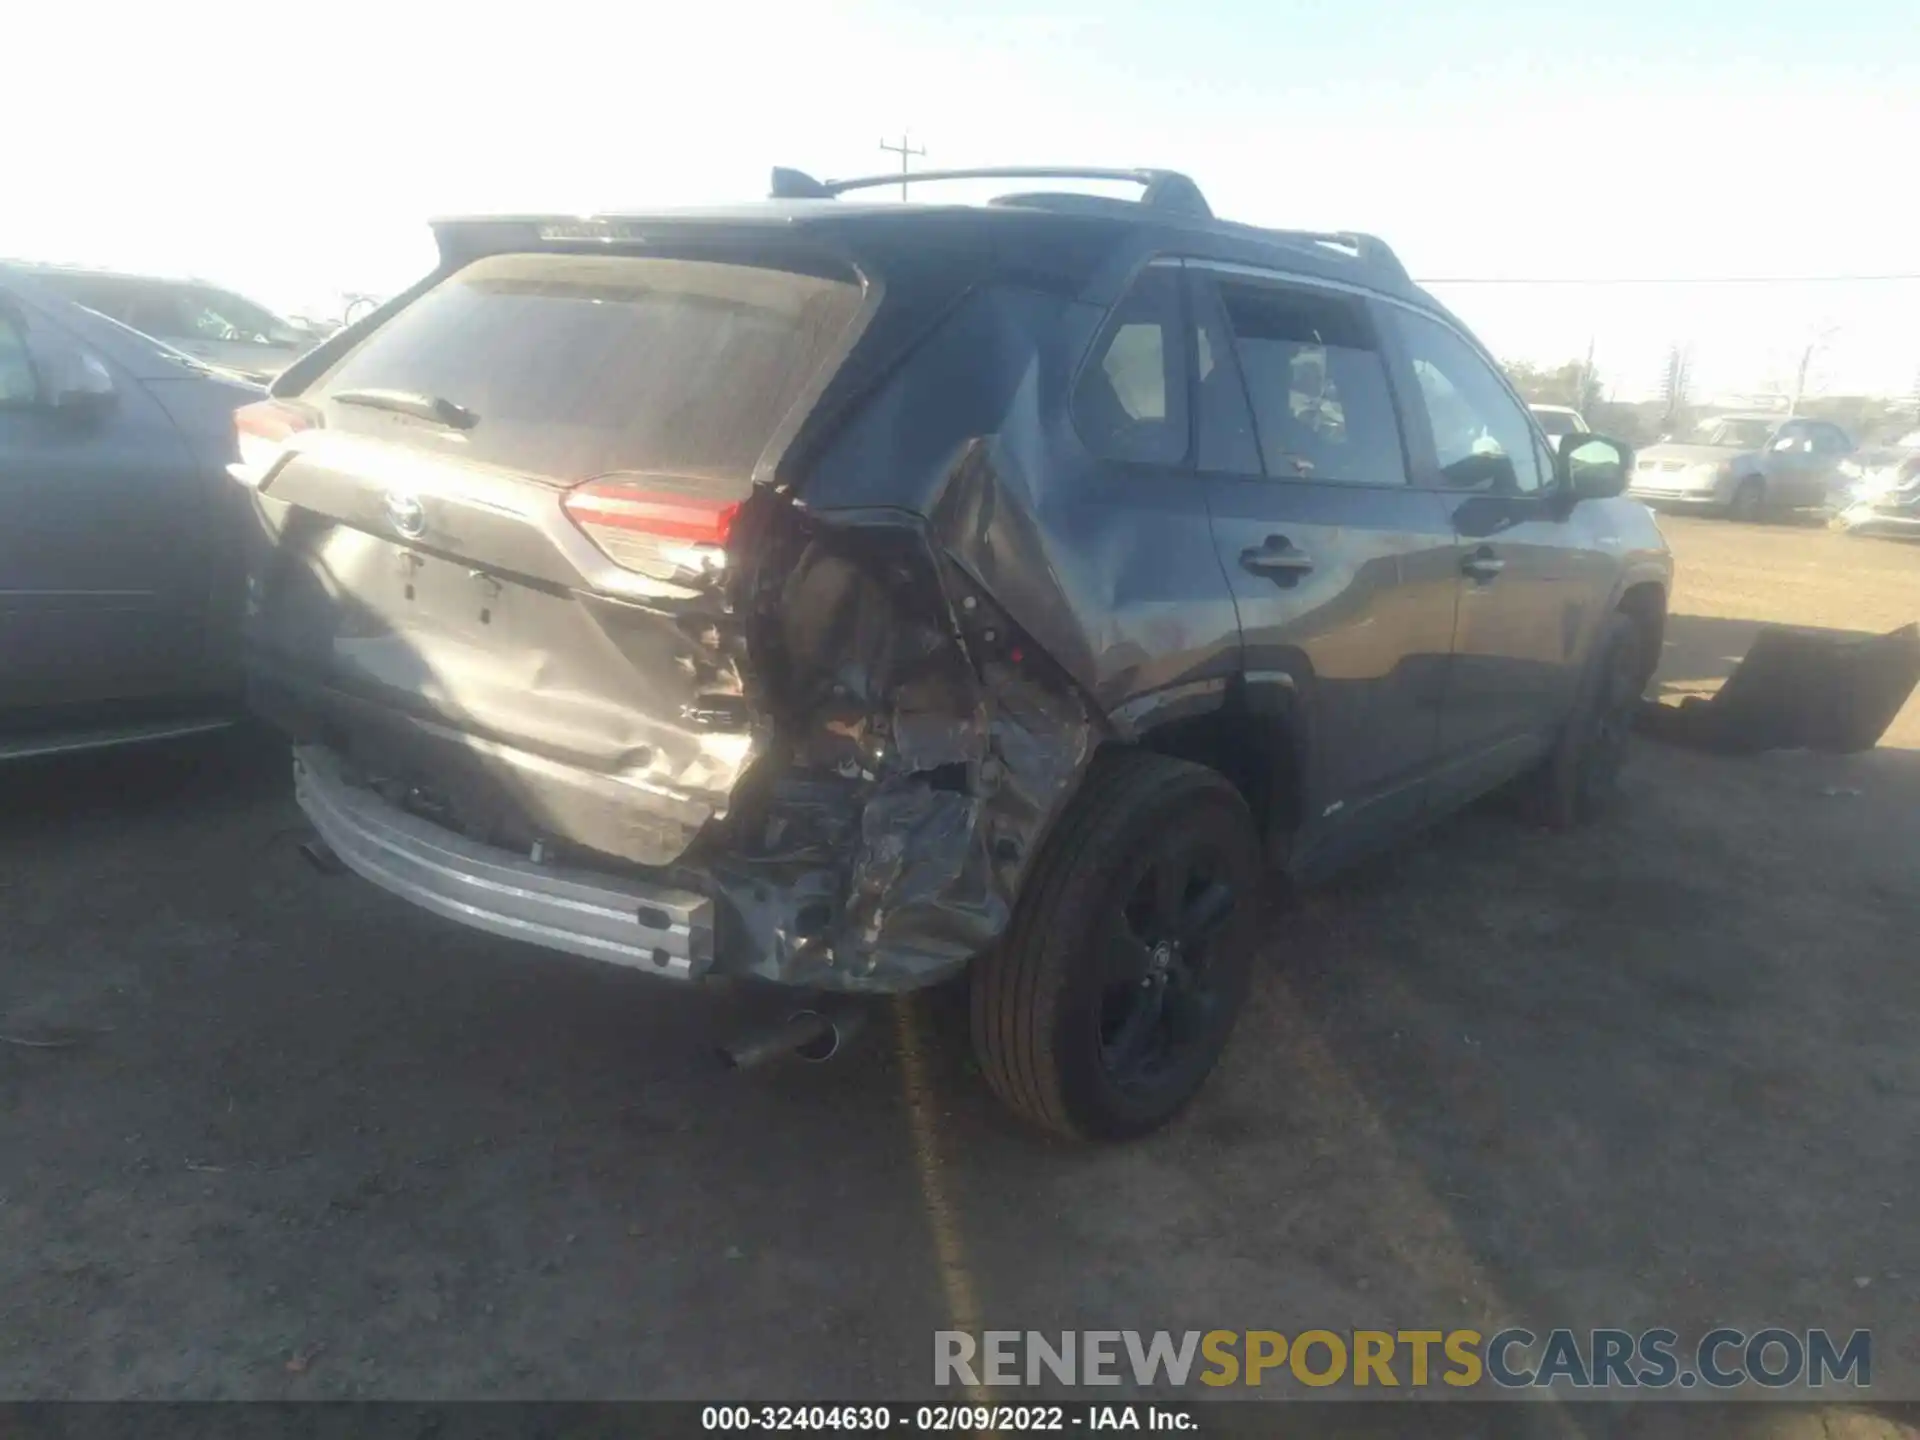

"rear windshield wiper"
[330, 388, 479, 430]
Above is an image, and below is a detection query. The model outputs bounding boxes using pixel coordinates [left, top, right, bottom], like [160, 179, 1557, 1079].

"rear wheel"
[970, 751, 1263, 1141]
[1727, 477, 1766, 522]
[1518, 612, 1645, 829]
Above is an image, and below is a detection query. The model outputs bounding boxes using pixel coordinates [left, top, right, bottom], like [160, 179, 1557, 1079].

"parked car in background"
[1529, 403, 1590, 447]
[8, 263, 321, 383]
[0, 267, 261, 758]
[1829, 429, 1920, 539]
[1629, 413, 1854, 521]
[237, 164, 1669, 1141]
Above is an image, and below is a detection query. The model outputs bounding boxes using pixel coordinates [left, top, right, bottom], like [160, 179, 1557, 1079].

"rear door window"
[313, 252, 867, 485]
[1189, 276, 1262, 475]
[117, 283, 195, 342]
[37, 276, 143, 330]
[1771, 422, 1814, 455]
[1214, 278, 1408, 486]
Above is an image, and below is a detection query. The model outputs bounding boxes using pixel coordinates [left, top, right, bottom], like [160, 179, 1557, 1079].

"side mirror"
[41, 345, 118, 422]
[1558, 434, 1631, 501]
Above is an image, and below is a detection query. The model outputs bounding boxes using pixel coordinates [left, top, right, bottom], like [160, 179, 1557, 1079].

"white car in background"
[1530, 403, 1590, 449]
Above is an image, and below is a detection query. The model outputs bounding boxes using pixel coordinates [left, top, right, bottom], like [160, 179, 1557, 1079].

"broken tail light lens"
[562, 478, 742, 575]
[230, 399, 317, 487]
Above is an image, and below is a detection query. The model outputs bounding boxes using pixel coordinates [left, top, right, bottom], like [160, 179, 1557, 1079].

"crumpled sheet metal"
[705, 489, 1098, 993]
[1636, 622, 1920, 756]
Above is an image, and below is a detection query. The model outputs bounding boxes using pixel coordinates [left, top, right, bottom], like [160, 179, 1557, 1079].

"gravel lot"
[3, 514, 1916, 1420]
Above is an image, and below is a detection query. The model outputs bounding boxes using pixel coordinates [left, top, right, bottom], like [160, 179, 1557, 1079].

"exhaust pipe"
[299, 837, 346, 876]
[720, 1002, 869, 1071]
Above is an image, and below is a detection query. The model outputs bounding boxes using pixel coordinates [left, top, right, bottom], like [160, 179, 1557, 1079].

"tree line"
[1501, 353, 1918, 445]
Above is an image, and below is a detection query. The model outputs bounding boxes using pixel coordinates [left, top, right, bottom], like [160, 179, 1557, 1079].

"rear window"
[315, 252, 866, 484]
[34, 274, 135, 321]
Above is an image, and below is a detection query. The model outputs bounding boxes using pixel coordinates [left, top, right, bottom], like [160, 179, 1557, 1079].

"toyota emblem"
[383, 490, 427, 540]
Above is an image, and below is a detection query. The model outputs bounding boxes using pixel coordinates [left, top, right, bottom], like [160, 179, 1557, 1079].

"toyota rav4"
[236, 165, 1671, 1140]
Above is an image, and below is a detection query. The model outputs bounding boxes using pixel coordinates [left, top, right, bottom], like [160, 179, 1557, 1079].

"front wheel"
[1518, 612, 1645, 829]
[970, 751, 1263, 1141]
[1727, 477, 1766, 522]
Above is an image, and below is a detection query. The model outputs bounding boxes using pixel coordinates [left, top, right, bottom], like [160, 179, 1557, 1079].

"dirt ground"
[2, 514, 1916, 1424]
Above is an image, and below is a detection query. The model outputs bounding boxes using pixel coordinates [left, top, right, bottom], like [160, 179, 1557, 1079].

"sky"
[8, 0, 1918, 403]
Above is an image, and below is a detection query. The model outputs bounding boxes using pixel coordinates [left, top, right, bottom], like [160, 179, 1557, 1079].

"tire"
[1518, 612, 1645, 829]
[1727, 477, 1766, 522]
[970, 750, 1264, 1141]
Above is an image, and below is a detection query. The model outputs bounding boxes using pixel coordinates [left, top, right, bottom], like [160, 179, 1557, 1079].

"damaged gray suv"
[238, 166, 1671, 1140]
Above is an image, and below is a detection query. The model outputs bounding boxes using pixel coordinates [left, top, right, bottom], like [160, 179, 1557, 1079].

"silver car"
[0, 267, 261, 757]
[1628, 413, 1854, 521]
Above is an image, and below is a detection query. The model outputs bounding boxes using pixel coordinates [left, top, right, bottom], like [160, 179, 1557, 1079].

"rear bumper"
[295, 745, 715, 980]
[248, 664, 719, 868]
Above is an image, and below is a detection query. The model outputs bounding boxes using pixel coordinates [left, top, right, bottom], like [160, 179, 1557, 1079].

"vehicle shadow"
[1651, 612, 1883, 693]
[0, 722, 289, 836]
[1181, 738, 1920, 1416]
[864, 689, 1920, 1416]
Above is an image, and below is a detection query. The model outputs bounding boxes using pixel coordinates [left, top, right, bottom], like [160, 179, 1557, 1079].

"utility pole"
[1660, 343, 1692, 434]
[879, 133, 926, 200]
[1788, 343, 1814, 418]
[1788, 323, 1840, 418]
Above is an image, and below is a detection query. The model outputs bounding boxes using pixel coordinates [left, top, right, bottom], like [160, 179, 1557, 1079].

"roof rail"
[765, 168, 1410, 282]
[769, 165, 1213, 218]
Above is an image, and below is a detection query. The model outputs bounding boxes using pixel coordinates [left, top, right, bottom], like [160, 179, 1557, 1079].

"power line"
[1417, 273, 1920, 285]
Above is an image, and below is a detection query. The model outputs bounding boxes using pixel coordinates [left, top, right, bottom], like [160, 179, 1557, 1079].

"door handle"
[1240, 536, 1315, 581]
[1461, 547, 1505, 581]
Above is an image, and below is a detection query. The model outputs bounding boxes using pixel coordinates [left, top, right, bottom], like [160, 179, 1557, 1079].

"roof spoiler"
[770, 165, 1213, 218]
[1263, 229, 1410, 283]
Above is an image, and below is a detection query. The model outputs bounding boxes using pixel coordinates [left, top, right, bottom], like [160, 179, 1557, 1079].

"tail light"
[230, 399, 317, 487]
[563, 478, 741, 575]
